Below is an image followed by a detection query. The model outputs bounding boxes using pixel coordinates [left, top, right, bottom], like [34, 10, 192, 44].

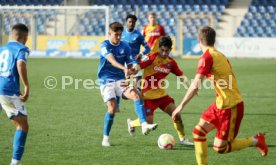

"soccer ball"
[157, 133, 175, 149]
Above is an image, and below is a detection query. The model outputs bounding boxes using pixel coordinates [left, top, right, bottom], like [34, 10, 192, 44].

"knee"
[132, 92, 141, 100]
[17, 121, 29, 133]
[192, 125, 207, 139]
[107, 102, 117, 114]
[213, 144, 228, 154]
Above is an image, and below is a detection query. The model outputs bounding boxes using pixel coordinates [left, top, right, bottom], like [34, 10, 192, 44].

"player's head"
[198, 26, 216, 50]
[126, 14, 137, 31]
[148, 12, 157, 26]
[158, 36, 172, 58]
[108, 22, 124, 45]
[11, 23, 29, 45]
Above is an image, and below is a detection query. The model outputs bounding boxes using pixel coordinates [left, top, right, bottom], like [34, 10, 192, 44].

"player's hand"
[124, 68, 131, 79]
[20, 86, 29, 102]
[130, 67, 138, 75]
[135, 53, 142, 61]
[120, 79, 130, 88]
[171, 105, 184, 121]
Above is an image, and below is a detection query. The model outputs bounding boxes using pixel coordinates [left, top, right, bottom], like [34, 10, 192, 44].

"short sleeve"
[139, 53, 157, 69]
[17, 49, 28, 64]
[160, 25, 166, 36]
[100, 42, 112, 58]
[196, 50, 213, 76]
[171, 60, 183, 76]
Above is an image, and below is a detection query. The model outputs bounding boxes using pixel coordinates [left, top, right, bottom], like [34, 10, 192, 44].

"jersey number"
[0, 50, 10, 74]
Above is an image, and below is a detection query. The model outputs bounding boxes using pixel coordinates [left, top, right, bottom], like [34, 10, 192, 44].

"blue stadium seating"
[236, 0, 276, 37]
[0, 0, 63, 5]
[88, 0, 229, 37]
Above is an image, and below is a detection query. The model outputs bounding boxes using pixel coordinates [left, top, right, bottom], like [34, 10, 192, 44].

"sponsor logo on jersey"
[153, 66, 170, 73]
[148, 32, 160, 37]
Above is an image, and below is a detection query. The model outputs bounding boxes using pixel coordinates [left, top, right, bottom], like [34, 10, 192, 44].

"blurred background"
[0, 0, 275, 58]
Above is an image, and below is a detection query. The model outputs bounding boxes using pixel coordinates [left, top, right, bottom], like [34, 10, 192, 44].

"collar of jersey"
[109, 40, 120, 46]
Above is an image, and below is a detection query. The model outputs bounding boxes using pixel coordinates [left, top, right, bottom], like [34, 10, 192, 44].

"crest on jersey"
[166, 62, 172, 69]
[119, 49, 124, 54]
[100, 47, 108, 55]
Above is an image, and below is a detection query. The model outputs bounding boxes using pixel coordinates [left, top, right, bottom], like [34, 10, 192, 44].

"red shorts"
[201, 102, 244, 141]
[144, 95, 174, 116]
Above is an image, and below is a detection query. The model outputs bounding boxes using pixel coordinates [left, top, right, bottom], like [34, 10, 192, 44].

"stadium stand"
[88, 0, 229, 37]
[0, 0, 63, 35]
[235, 0, 276, 37]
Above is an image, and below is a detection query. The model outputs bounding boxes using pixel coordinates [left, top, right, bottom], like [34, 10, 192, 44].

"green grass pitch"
[0, 58, 276, 165]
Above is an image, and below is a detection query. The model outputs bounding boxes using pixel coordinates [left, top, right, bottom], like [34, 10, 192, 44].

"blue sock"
[134, 99, 147, 123]
[12, 130, 27, 161]
[116, 96, 120, 110]
[103, 112, 114, 136]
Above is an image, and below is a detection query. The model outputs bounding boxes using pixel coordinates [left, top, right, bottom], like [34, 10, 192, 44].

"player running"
[143, 12, 166, 54]
[98, 22, 157, 147]
[172, 26, 268, 165]
[0, 24, 30, 165]
[127, 36, 193, 145]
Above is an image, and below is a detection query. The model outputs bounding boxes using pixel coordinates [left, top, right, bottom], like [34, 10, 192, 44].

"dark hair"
[109, 22, 124, 32]
[199, 26, 216, 46]
[12, 23, 29, 34]
[159, 36, 173, 49]
[126, 14, 137, 22]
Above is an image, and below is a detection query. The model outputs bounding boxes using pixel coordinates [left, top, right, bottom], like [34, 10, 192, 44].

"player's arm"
[132, 53, 155, 73]
[172, 52, 213, 119]
[100, 43, 130, 78]
[172, 73, 205, 119]
[170, 60, 191, 86]
[17, 51, 29, 102]
[140, 35, 151, 55]
[160, 25, 166, 36]
[105, 55, 130, 78]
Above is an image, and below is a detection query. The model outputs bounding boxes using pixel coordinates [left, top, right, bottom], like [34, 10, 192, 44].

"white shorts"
[100, 80, 126, 103]
[0, 95, 27, 119]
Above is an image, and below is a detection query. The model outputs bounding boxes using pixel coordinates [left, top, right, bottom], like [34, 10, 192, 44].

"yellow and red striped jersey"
[197, 47, 243, 109]
[142, 24, 166, 54]
[140, 52, 183, 100]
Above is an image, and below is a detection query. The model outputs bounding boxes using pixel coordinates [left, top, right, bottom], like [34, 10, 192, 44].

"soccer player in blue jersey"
[122, 14, 151, 87]
[113, 14, 151, 113]
[98, 22, 158, 147]
[0, 24, 30, 165]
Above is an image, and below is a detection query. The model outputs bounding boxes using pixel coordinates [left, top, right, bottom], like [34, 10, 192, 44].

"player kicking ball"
[127, 36, 193, 145]
[98, 22, 157, 147]
[172, 26, 268, 165]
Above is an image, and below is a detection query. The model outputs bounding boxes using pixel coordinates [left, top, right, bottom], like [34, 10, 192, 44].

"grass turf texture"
[0, 58, 276, 165]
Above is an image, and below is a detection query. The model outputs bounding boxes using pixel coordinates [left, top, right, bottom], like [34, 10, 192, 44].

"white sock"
[11, 159, 20, 165]
[141, 122, 147, 127]
[252, 137, 258, 146]
[103, 135, 109, 140]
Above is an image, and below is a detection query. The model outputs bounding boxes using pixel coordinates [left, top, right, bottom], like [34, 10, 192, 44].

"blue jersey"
[122, 28, 150, 63]
[0, 41, 29, 96]
[98, 40, 132, 86]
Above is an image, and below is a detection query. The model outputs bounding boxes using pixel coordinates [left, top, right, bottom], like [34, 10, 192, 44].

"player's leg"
[161, 99, 193, 145]
[122, 86, 158, 135]
[193, 119, 215, 165]
[11, 116, 29, 165]
[0, 95, 28, 165]
[100, 83, 118, 147]
[127, 99, 156, 136]
[115, 96, 120, 112]
[212, 102, 268, 156]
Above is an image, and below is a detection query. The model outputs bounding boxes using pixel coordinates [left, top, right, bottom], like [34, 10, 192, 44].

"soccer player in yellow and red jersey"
[143, 12, 166, 54]
[127, 36, 193, 145]
[172, 26, 268, 165]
